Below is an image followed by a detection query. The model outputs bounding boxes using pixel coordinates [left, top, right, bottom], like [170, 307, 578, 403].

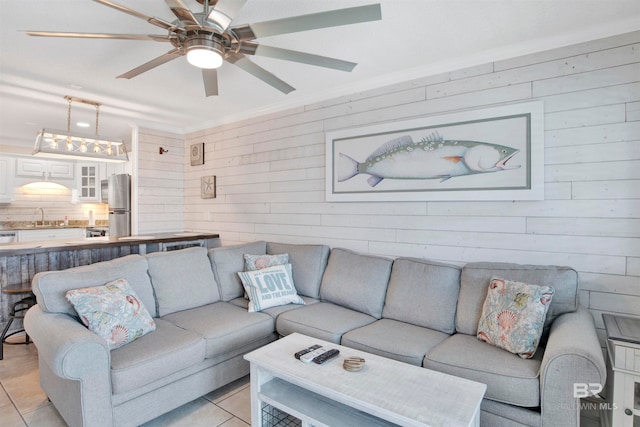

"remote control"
[300, 347, 328, 363]
[295, 344, 322, 360]
[313, 349, 340, 364]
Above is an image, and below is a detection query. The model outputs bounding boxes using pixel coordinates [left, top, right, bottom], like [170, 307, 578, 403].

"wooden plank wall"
[183, 31, 640, 346]
[137, 128, 185, 234]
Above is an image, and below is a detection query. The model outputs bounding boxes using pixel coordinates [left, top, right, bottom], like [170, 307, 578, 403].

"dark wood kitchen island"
[0, 232, 220, 335]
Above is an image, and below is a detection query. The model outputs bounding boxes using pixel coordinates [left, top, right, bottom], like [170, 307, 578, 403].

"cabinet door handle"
[625, 408, 633, 416]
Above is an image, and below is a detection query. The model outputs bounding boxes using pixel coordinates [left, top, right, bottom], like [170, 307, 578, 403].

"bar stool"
[1, 283, 36, 360]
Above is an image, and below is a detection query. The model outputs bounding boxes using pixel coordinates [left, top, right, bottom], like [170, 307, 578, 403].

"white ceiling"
[1, 0, 639, 152]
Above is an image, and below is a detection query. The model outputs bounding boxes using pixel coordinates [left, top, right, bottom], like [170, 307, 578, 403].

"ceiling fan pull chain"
[66, 96, 72, 133]
[95, 105, 100, 136]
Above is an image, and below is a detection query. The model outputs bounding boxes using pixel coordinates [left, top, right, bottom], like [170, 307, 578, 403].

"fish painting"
[338, 132, 521, 187]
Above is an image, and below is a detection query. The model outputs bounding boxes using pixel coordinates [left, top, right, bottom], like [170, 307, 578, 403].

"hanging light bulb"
[66, 136, 73, 151]
[94, 141, 101, 153]
[80, 139, 87, 152]
[50, 134, 58, 149]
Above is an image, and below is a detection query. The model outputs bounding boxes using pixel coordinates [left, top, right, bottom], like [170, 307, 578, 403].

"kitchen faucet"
[36, 207, 44, 226]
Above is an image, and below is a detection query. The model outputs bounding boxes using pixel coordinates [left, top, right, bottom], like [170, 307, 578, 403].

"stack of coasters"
[343, 356, 365, 372]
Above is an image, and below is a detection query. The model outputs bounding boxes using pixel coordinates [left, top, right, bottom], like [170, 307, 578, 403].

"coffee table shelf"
[260, 378, 395, 427]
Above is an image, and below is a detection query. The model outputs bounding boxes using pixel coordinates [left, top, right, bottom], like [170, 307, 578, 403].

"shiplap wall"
[137, 128, 185, 234]
[183, 31, 640, 343]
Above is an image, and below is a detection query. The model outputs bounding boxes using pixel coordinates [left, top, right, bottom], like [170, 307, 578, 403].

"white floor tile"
[141, 397, 235, 427]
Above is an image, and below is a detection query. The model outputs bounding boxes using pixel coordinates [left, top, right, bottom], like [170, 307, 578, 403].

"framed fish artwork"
[325, 101, 544, 201]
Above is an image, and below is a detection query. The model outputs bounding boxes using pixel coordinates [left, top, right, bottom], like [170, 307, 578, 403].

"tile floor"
[0, 334, 251, 427]
[2, 333, 602, 427]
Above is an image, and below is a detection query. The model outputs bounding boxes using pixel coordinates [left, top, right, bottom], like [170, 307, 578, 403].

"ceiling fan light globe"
[187, 48, 223, 69]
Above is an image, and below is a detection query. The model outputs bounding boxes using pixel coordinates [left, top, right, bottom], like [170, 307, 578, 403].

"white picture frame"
[325, 101, 544, 202]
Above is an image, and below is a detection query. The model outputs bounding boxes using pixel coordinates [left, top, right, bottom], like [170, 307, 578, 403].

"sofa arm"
[25, 305, 113, 427]
[539, 305, 606, 427]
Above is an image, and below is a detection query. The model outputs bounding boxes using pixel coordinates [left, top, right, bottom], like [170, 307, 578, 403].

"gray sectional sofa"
[24, 241, 606, 427]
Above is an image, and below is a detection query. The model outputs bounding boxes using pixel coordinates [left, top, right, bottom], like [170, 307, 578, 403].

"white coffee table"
[244, 333, 486, 427]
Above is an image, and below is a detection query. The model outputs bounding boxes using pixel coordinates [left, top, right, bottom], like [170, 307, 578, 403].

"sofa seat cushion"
[110, 318, 205, 395]
[162, 302, 275, 359]
[341, 319, 450, 366]
[229, 296, 318, 318]
[276, 302, 377, 343]
[424, 333, 542, 407]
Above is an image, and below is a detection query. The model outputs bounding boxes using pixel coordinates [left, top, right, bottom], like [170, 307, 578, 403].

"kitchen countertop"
[1, 221, 108, 231]
[1, 225, 87, 231]
[0, 232, 220, 255]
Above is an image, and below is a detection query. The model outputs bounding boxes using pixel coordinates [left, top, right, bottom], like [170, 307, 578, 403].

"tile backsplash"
[0, 186, 108, 229]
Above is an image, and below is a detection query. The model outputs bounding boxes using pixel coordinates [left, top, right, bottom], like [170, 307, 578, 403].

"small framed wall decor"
[190, 142, 205, 166]
[201, 175, 216, 199]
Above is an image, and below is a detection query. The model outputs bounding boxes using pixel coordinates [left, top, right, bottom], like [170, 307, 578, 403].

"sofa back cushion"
[319, 248, 393, 318]
[267, 242, 330, 299]
[208, 241, 267, 301]
[32, 254, 156, 317]
[147, 247, 220, 316]
[383, 258, 461, 334]
[456, 262, 578, 335]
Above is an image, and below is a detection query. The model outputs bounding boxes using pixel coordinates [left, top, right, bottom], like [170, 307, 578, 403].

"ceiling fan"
[26, 0, 382, 96]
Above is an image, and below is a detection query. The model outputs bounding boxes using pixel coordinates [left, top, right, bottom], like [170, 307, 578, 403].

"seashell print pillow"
[477, 277, 554, 359]
[66, 278, 156, 350]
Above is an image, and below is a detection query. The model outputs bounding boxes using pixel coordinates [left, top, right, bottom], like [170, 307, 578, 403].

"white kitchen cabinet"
[18, 227, 85, 242]
[76, 162, 100, 202]
[0, 156, 14, 203]
[16, 158, 74, 180]
[100, 162, 125, 180]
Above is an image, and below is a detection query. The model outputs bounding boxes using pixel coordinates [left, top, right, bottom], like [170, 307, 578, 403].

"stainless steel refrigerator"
[108, 174, 131, 237]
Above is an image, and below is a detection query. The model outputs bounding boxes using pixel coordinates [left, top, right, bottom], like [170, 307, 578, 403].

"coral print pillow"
[66, 278, 156, 350]
[477, 277, 554, 359]
[237, 264, 304, 312]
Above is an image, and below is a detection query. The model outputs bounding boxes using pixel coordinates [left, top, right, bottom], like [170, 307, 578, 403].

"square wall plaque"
[190, 142, 204, 166]
[201, 175, 216, 199]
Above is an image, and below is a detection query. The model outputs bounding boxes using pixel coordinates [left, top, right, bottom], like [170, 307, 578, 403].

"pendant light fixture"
[33, 96, 128, 162]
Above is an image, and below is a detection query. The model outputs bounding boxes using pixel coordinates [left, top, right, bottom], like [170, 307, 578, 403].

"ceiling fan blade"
[165, 0, 202, 27]
[25, 31, 171, 42]
[227, 54, 294, 94]
[206, 0, 247, 30]
[254, 45, 357, 72]
[93, 0, 182, 33]
[117, 49, 182, 79]
[202, 68, 219, 96]
[248, 4, 381, 38]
